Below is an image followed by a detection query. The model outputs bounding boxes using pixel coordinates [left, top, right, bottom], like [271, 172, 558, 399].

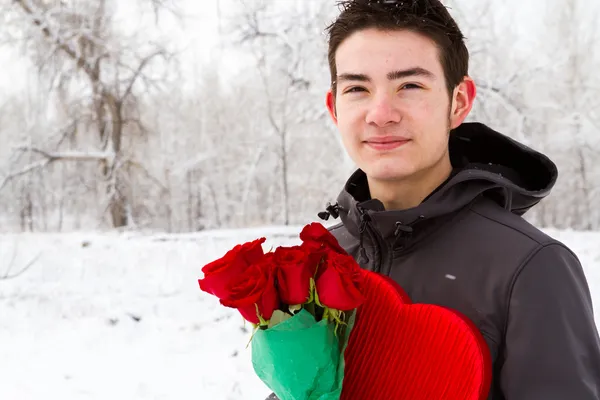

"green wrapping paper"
[251, 309, 354, 400]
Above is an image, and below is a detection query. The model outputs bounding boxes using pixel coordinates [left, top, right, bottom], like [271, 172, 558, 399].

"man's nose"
[365, 93, 401, 127]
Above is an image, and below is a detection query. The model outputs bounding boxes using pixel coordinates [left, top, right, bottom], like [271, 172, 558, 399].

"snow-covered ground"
[1, 226, 599, 400]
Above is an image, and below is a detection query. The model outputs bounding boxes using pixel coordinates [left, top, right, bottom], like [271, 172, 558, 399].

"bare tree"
[522, 0, 600, 230]
[554, 0, 599, 230]
[451, 0, 600, 230]
[0, 0, 176, 228]
[231, 0, 341, 226]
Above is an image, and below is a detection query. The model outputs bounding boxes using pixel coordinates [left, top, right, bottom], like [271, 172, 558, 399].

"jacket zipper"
[357, 207, 387, 274]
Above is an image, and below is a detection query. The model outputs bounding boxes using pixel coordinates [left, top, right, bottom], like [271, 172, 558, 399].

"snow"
[1, 226, 599, 400]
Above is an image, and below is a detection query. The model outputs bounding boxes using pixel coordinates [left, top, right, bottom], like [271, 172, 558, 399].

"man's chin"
[363, 168, 414, 182]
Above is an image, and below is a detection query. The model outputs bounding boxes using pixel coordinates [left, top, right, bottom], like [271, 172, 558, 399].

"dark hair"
[326, 0, 469, 99]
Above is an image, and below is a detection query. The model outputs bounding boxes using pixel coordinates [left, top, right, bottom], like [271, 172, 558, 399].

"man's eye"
[401, 83, 422, 90]
[345, 87, 366, 93]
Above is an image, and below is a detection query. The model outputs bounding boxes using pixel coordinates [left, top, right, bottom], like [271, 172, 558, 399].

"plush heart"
[341, 270, 492, 400]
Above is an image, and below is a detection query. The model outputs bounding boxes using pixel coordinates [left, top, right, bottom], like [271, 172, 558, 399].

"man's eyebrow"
[336, 68, 436, 84]
[387, 67, 436, 80]
[336, 73, 370, 83]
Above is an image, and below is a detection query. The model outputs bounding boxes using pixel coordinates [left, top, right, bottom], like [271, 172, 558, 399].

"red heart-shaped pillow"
[341, 270, 492, 400]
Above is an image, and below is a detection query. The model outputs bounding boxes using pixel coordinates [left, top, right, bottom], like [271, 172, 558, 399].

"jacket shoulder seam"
[503, 242, 576, 338]
[468, 205, 550, 245]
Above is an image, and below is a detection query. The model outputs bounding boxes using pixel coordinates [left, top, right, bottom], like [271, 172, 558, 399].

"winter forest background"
[1, 1, 599, 399]
[0, 0, 599, 233]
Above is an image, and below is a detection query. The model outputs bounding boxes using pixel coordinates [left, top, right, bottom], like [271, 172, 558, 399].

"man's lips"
[364, 137, 410, 150]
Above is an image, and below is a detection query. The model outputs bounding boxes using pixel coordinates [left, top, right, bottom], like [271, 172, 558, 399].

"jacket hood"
[331, 122, 558, 242]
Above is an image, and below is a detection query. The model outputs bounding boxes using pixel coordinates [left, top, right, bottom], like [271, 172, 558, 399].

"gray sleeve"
[499, 243, 600, 399]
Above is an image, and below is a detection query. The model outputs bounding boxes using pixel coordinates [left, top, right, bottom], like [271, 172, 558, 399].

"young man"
[266, 0, 600, 399]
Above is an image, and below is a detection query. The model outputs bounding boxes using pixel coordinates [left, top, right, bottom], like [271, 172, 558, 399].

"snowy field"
[1, 226, 599, 400]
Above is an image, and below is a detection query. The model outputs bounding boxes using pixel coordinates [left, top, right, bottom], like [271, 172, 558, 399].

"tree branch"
[121, 49, 166, 101]
[1, 250, 41, 281]
[14, 146, 113, 162]
[14, 0, 100, 83]
[126, 160, 168, 192]
[0, 159, 51, 192]
[0, 147, 114, 192]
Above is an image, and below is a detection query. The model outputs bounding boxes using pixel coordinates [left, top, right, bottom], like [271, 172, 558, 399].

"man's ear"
[449, 77, 476, 129]
[326, 90, 338, 125]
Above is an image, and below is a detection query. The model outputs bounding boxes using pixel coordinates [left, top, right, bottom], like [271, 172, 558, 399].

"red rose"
[300, 222, 346, 254]
[274, 246, 318, 305]
[315, 250, 364, 311]
[198, 237, 266, 300]
[221, 253, 280, 324]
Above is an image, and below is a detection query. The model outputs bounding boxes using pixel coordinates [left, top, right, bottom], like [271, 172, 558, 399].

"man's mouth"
[364, 137, 410, 151]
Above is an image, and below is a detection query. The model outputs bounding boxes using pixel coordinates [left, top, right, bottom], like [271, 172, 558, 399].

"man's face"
[326, 28, 472, 183]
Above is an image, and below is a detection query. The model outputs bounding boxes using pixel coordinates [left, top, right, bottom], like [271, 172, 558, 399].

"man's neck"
[368, 157, 453, 211]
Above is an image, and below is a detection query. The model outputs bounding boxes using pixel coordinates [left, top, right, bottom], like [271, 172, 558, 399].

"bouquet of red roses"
[198, 223, 364, 400]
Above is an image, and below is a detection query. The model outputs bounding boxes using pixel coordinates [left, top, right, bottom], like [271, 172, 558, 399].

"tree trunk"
[105, 94, 127, 228]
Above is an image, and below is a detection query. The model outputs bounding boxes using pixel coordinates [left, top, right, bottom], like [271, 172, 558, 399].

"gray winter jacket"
[267, 122, 600, 399]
